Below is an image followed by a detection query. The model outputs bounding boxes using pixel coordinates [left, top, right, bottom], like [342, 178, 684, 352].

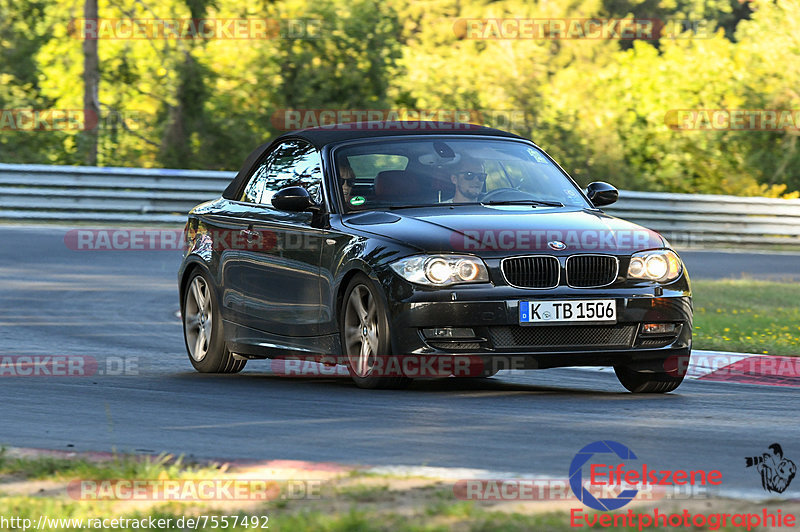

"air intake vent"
[501, 256, 560, 289]
[489, 325, 636, 350]
[566, 255, 618, 288]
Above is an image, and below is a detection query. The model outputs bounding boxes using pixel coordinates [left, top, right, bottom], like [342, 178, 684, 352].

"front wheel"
[183, 270, 246, 374]
[614, 365, 684, 393]
[341, 274, 411, 389]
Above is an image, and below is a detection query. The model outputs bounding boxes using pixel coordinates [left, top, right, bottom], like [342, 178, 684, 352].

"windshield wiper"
[386, 204, 427, 210]
[482, 199, 564, 207]
[386, 203, 478, 209]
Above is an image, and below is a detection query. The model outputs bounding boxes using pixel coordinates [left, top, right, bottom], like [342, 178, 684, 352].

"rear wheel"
[341, 274, 411, 389]
[183, 270, 246, 374]
[614, 365, 683, 393]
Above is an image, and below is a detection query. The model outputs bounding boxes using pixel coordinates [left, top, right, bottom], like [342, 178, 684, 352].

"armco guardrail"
[605, 190, 800, 247]
[1, 163, 799, 247]
[0, 163, 233, 224]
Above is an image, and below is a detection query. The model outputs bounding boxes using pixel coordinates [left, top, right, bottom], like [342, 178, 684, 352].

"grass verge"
[692, 279, 800, 356]
[3, 449, 797, 531]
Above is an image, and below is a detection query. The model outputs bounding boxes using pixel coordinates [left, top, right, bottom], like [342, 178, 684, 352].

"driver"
[443, 156, 487, 203]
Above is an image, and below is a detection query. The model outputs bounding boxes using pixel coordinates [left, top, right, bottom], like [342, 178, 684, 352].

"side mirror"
[271, 186, 318, 212]
[586, 181, 619, 207]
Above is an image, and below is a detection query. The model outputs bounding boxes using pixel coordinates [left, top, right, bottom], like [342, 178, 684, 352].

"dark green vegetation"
[1, 0, 799, 199]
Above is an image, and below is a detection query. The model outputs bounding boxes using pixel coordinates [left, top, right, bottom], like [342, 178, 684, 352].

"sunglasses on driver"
[456, 171, 487, 182]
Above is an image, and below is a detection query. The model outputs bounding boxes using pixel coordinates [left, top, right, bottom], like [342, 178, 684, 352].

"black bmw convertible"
[178, 121, 691, 392]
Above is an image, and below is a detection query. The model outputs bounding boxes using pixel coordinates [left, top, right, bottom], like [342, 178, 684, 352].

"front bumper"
[386, 282, 692, 371]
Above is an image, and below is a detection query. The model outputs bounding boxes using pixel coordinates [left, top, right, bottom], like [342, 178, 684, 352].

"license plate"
[519, 299, 616, 324]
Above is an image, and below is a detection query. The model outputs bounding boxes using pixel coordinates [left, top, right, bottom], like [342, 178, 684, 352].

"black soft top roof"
[222, 121, 526, 199]
[279, 121, 524, 148]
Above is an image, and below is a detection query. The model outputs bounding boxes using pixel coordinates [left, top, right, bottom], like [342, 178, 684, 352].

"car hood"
[342, 205, 665, 256]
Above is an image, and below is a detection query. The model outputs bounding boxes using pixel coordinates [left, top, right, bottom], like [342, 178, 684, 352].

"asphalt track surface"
[1, 226, 799, 497]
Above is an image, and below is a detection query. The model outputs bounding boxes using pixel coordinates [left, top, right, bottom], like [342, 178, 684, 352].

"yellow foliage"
[741, 183, 800, 199]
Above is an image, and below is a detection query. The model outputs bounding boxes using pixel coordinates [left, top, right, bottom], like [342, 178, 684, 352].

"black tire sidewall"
[614, 364, 685, 393]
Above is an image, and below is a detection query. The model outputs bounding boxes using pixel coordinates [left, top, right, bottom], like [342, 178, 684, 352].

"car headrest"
[374, 170, 418, 201]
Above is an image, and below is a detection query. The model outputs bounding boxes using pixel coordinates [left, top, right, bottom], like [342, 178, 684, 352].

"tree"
[82, 0, 99, 165]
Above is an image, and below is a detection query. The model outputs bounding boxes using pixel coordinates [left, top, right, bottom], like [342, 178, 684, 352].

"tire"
[183, 270, 246, 374]
[340, 273, 411, 389]
[614, 365, 684, 393]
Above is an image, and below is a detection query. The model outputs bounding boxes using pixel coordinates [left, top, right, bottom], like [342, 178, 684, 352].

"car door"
[227, 139, 325, 337]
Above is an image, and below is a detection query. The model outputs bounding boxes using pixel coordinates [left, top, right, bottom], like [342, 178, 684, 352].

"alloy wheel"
[184, 276, 213, 362]
[344, 285, 380, 378]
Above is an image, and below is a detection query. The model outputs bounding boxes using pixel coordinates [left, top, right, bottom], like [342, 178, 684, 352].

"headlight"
[390, 255, 490, 286]
[627, 250, 683, 282]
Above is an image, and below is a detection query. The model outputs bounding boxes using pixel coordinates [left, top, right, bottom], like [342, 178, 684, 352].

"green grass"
[692, 279, 800, 355]
[0, 449, 219, 481]
[336, 483, 391, 502]
[0, 452, 788, 531]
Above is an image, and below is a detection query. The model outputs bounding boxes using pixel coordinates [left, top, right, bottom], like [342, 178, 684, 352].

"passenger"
[339, 162, 356, 206]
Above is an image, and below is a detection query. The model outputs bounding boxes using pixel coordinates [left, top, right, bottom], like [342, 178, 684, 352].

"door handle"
[240, 228, 260, 241]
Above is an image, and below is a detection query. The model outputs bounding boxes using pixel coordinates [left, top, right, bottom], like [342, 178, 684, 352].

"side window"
[263, 140, 324, 204]
[240, 160, 269, 203]
[238, 140, 323, 205]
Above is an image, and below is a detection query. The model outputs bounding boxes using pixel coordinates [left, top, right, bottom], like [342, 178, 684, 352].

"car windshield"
[334, 138, 590, 211]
